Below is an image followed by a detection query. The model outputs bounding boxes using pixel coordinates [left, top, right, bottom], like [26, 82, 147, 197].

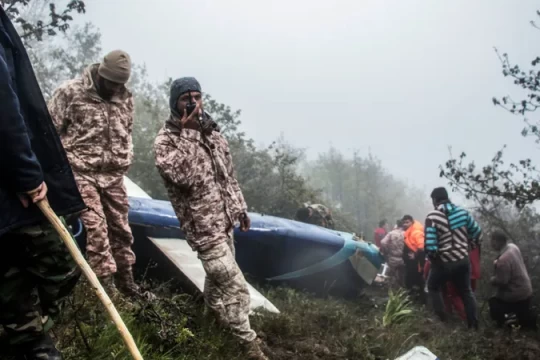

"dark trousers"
[0, 222, 81, 345]
[405, 260, 425, 304]
[428, 258, 477, 328]
[489, 297, 537, 330]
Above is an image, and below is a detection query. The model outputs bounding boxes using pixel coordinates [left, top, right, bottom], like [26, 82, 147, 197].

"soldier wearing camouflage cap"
[48, 50, 146, 298]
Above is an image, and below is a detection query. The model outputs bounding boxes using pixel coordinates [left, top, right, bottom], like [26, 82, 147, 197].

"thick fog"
[81, 0, 540, 193]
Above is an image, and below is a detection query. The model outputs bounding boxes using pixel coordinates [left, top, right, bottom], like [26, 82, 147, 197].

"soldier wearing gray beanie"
[155, 76, 270, 360]
[167, 77, 219, 134]
[169, 77, 201, 118]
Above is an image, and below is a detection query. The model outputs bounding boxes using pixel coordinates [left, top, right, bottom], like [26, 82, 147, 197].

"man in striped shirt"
[424, 187, 482, 329]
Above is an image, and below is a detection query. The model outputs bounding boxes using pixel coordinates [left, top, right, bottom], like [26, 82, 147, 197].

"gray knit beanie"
[170, 77, 201, 117]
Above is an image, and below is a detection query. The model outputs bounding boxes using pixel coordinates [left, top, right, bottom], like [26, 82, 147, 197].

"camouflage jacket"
[48, 64, 134, 178]
[154, 117, 248, 252]
[308, 204, 335, 229]
[380, 228, 405, 268]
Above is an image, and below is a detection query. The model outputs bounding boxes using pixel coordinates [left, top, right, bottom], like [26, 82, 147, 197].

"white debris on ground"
[395, 346, 439, 360]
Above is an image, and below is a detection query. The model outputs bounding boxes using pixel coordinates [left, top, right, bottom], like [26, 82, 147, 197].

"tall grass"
[2, 280, 538, 360]
[383, 289, 414, 327]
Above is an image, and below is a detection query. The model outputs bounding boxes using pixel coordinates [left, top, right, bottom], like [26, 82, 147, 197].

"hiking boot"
[99, 275, 119, 298]
[15, 334, 63, 360]
[115, 268, 140, 297]
[242, 338, 270, 360]
[115, 268, 156, 300]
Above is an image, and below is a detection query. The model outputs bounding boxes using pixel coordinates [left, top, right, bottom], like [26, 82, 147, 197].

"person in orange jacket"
[402, 215, 426, 303]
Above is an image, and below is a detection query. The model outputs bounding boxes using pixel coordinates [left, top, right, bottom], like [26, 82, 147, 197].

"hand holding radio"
[181, 91, 217, 134]
[180, 101, 201, 128]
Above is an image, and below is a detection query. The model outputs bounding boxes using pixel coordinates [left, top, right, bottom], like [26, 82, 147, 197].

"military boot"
[114, 267, 141, 297]
[99, 275, 119, 298]
[115, 268, 157, 301]
[15, 334, 63, 360]
[242, 338, 270, 360]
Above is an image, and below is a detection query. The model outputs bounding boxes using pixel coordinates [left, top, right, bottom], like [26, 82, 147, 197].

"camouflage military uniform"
[0, 221, 80, 346]
[200, 235, 255, 341]
[73, 174, 135, 277]
[154, 118, 257, 344]
[380, 228, 406, 287]
[48, 64, 136, 278]
[306, 203, 335, 229]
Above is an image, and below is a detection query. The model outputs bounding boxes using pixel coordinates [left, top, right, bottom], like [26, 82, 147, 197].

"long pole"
[36, 199, 144, 360]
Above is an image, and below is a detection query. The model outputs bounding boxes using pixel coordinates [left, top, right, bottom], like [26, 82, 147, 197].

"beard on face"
[96, 76, 116, 101]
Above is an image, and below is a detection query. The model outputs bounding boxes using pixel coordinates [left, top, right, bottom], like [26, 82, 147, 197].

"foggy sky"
[81, 0, 540, 195]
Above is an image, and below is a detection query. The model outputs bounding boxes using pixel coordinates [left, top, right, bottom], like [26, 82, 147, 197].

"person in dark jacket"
[424, 187, 481, 329]
[0, 6, 85, 359]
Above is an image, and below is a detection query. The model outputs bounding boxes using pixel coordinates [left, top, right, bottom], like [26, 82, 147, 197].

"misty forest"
[1, 1, 540, 359]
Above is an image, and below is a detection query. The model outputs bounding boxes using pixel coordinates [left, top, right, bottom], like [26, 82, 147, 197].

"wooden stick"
[36, 199, 144, 360]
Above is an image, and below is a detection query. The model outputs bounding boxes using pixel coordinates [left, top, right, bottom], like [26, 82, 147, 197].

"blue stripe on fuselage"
[267, 238, 382, 281]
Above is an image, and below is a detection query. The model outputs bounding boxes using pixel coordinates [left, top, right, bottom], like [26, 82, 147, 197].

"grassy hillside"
[2, 278, 538, 360]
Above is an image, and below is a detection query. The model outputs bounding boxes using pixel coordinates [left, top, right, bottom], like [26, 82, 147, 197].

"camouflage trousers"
[198, 234, 257, 344]
[387, 264, 406, 289]
[75, 174, 136, 278]
[0, 221, 81, 345]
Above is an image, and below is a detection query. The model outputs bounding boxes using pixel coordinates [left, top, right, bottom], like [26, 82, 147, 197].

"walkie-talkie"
[186, 91, 215, 134]
[185, 91, 197, 116]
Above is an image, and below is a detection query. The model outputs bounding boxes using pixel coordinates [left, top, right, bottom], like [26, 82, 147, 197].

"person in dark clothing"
[424, 187, 481, 329]
[489, 231, 537, 330]
[0, 6, 85, 359]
